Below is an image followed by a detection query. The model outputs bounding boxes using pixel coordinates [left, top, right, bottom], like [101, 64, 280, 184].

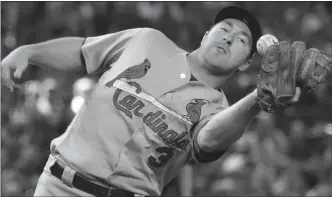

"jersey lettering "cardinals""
[111, 80, 191, 151]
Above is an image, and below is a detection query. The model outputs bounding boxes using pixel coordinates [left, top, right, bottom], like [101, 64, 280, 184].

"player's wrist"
[251, 89, 266, 112]
[251, 89, 259, 103]
[252, 89, 258, 97]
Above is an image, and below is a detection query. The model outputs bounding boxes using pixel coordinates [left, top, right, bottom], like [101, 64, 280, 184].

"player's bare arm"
[196, 88, 300, 153]
[1, 37, 85, 91]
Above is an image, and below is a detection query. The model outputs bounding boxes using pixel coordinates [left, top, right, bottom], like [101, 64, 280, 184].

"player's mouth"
[217, 46, 228, 55]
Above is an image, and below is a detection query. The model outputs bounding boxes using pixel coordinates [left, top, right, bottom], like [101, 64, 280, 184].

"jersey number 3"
[148, 146, 174, 167]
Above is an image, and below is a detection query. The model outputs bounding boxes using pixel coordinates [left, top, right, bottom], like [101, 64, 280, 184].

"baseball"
[256, 34, 279, 56]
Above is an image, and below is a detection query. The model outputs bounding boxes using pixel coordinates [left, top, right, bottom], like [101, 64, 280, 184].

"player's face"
[199, 18, 252, 74]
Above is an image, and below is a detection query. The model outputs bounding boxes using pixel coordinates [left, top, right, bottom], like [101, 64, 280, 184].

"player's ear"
[201, 31, 209, 45]
[238, 59, 252, 71]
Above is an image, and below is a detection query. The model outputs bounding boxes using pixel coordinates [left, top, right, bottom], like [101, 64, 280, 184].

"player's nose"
[222, 37, 231, 45]
[221, 34, 234, 45]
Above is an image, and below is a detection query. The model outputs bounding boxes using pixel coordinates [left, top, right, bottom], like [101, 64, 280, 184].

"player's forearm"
[20, 37, 86, 71]
[197, 89, 261, 152]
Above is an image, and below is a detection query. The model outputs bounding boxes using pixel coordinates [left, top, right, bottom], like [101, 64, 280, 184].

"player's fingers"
[8, 82, 21, 92]
[1, 65, 14, 91]
[14, 68, 23, 79]
[8, 78, 22, 91]
[1, 64, 22, 91]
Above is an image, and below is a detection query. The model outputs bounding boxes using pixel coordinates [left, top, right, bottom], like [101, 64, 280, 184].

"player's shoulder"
[139, 27, 165, 37]
[110, 27, 164, 37]
[139, 28, 172, 42]
[139, 28, 183, 51]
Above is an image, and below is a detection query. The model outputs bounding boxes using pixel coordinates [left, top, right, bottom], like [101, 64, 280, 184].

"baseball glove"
[296, 49, 332, 92]
[256, 41, 306, 112]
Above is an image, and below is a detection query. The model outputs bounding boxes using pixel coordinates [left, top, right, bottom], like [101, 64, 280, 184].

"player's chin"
[205, 54, 227, 66]
[207, 63, 234, 75]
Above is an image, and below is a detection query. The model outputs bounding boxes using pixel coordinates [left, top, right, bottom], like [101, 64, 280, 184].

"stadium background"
[1, 1, 332, 196]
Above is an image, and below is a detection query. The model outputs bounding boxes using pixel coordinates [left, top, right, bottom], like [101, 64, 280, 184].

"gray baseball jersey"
[48, 28, 229, 196]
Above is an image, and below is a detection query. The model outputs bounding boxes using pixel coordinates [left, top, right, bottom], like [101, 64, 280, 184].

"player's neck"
[187, 50, 233, 89]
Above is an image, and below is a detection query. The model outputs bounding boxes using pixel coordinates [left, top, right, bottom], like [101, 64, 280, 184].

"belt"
[50, 161, 136, 197]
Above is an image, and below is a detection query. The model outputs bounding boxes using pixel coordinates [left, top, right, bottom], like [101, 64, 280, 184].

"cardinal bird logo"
[182, 99, 209, 124]
[106, 58, 151, 93]
[116, 58, 151, 80]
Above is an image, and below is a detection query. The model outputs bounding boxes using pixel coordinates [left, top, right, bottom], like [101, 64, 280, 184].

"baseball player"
[1, 5, 331, 197]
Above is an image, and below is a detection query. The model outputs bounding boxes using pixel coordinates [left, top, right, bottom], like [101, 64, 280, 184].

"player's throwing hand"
[1, 46, 30, 91]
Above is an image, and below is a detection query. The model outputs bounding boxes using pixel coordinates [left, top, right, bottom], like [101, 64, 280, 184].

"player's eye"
[238, 37, 246, 44]
[221, 27, 229, 32]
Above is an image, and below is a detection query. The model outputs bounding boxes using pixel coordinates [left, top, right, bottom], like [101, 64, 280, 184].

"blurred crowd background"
[1, 1, 332, 196]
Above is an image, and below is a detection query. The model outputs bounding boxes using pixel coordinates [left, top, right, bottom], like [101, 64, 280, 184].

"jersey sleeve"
[189, 92, 230, 164]
[81, 28, 143, 75]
